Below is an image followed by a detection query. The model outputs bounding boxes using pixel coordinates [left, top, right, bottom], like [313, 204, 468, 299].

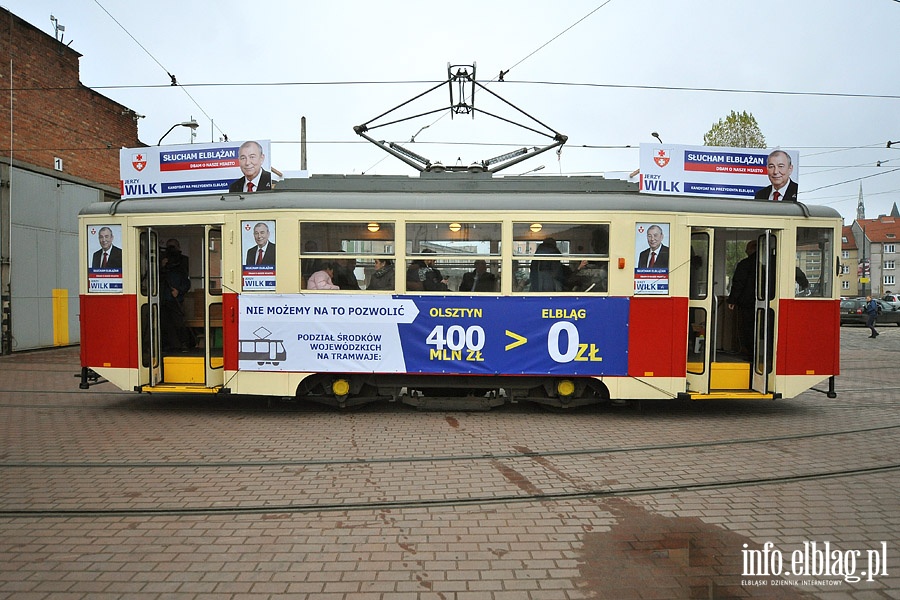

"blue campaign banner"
[238, 294, 630, 375]
[399, 296, 630, 376]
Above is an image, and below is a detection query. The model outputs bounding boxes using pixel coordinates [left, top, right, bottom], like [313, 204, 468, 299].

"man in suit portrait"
[754, 149, 798, 202]
[91, 226, 122, 269]
[245, 222, 276, 265]
[638, 224, 669, 269]
[229, 140, 272, 193]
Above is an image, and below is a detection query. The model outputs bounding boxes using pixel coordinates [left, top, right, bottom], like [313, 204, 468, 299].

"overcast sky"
[6, 0, 900, 222]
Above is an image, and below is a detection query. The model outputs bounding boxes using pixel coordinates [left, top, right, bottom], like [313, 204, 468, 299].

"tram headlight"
[556, 379, 575, 398]
[332, 378, 350, 397]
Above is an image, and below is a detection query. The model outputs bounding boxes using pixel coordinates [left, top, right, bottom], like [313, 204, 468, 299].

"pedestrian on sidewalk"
[865, 295, 880, 338]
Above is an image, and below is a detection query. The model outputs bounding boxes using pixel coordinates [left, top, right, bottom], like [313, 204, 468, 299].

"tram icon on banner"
[238, 327, 287, 366]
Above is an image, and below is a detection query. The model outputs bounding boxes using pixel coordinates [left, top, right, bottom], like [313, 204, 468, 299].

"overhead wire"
[91, 0, 227, 140]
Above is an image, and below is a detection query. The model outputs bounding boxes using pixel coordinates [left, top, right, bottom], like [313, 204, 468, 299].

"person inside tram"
[406, 248, 449, 291]
[160, 238, 195, 352]
[306, 261, 339, 290]
[568, 229, 609, 292]
[367, 258, 395, 291]
[529, 237, 566, 292]
[332, 255, 360, 290]
[727, 239, 757, 359]
[459, 259, 496, 292]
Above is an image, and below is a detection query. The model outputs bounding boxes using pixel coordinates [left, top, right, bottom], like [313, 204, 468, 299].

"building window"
[885, 244, 896, 254]
[841, 250, 850, 259]
[885, 275, 896, 287]
[885, 260, 895, 270]
[842, 280, 850, 291]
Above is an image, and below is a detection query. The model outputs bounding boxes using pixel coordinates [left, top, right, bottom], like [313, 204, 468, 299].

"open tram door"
[686, 229, 715, 393]
[686, 228, 779, 397]
[751, 230, 777, 394]
[203, 226, 224, 389]
[137, 225, 223, 392]
[139, 228, 162, 386]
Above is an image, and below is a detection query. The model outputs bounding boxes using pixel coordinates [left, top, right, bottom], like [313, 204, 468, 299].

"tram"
[78, 173, 841, 408]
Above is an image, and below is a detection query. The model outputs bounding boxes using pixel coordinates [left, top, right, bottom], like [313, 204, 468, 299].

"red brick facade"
[0, 8, 143, 189]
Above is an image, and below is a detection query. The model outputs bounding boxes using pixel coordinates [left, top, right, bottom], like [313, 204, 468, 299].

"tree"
[703, 110, 766, 148]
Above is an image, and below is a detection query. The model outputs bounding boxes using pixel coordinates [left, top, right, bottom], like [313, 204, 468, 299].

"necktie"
[101, 252, 108, 268]
[247, 181, 254, 193]
[472, 275, 478, 291]
[256, 248, 263, 265]
[649, 251, 656, 267]
[773, 191, 781, 202]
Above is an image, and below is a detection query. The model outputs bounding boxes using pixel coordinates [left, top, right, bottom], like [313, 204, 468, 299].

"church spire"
[856, 182, 865, 220]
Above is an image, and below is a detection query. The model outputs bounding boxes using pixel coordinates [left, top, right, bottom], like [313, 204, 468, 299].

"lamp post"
[157, 119, 199, 145]
[651, 131, 663, 144]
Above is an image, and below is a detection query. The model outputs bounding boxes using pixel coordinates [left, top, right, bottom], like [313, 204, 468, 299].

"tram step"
[163, 355, 204, 384]
[710, 362, 750, 389]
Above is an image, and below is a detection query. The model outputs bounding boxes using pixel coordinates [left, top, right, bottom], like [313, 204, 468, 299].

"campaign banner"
[86, 224, 123, 293]
[639, 144, 800, 199]
[238, 294, 630, 376]
[119, 140, 271, 199]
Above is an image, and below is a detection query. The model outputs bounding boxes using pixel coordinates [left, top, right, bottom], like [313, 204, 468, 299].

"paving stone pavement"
[0, 326, 898, 599]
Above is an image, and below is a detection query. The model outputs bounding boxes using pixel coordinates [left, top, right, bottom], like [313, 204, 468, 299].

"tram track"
[1, 423, 898, 469]
[1, 463, 897, 519]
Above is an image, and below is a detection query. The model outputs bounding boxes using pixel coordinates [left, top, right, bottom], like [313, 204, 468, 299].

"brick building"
[0, 7, 145, 352]
[0, 8, 143, 186]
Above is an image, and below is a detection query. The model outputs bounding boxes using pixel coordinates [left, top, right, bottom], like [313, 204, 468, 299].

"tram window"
[796, 227, 833, 298]
[406, 257, 501, 293]
[690, 233, 709, 300]
[406, 222, 502, 256]
[208, 230, 222, 295]
[512, 223, 609, 293]
[300, 222, 395, 290]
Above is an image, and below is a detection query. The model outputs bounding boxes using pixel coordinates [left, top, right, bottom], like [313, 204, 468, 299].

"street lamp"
[157, 119, 199, 145]
[651, 131, 663, 144]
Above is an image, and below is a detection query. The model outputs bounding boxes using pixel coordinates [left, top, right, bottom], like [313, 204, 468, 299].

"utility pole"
[301, 116, 307, 171]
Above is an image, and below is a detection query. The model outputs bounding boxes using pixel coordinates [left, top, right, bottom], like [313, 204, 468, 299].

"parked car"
[840, 298, 900, 326]
[882, 293, 900, 309]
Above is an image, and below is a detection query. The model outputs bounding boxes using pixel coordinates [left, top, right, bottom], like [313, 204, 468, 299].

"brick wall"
[0, 9, 143, 189]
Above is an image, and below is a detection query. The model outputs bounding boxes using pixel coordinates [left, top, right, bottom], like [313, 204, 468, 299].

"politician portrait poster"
[241, 220, 277, 290]
[87, 224, 124, 293]
[634, 222, 670, 295]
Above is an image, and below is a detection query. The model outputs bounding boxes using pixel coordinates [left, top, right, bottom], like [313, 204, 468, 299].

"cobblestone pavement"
[0, 326, 898, 599]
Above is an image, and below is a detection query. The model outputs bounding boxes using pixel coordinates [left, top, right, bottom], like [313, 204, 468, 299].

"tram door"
[752, 231, 777, 394]
[204, 226, 224, 388]
[139, 228, 162, 386]
[686, 229, 714, 393]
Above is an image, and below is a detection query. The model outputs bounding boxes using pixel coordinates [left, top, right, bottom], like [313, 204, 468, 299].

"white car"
[883, 293, 900, 309]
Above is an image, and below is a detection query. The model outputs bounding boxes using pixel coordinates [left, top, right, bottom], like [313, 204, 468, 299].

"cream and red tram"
[78, 174, 841, 408]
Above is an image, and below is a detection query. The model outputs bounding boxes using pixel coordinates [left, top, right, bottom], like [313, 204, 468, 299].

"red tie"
[101, 252, 108, 268]
[649, 251, 656, 267]
[256, 248, 263, 265]
[247, 181, 254, 193]
[773, 191, 781, 202]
